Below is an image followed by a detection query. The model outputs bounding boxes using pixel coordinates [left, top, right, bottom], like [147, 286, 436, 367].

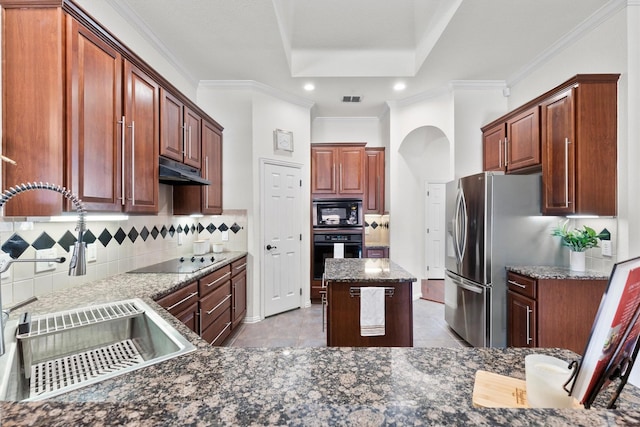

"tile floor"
[226, 299, 470, 348]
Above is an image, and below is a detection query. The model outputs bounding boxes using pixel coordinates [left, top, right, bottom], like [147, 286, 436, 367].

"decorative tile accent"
[206, 223, 216, 234]
[219, 223, 228, 232]
[230, 223, 241, 233]
[364, 221, 370, 227]
[140, 226, 149, 242]
[128, 227, 139, 243]
[151, 226, 159, 240]
[176, 225, 183, 234]
[161, 226, 168, 238]
[197, 223, 204, 233]
[183, 225, 189, 235]
[114, 228, 127, 245]
[57, 231, 77, 253]
[371, 222, 378, 229]
[83, 230, 97, 244]
[2, 233, 30, 259]
[190, 224, 196, 233]
[168, 226, 175, 237]
[32, 232, 56, 250]
[98, 229, 112, 247]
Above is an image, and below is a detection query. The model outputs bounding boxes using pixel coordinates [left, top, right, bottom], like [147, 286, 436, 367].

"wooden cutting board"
[472, 370, 582, 408]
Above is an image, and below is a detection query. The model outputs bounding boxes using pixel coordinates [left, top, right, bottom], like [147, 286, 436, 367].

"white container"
[193, 240, 210, 255]
[212, 243, 224, 253]
[525, 354, 576, 408]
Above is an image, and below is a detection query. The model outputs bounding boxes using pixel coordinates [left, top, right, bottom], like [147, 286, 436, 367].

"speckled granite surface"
[324, 258, 416, 283]
[507, 265, 610, 280]
[2, 254, 640, 426]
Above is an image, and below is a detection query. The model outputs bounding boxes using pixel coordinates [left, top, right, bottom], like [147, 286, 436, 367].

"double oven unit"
[311, 199, 364, 301]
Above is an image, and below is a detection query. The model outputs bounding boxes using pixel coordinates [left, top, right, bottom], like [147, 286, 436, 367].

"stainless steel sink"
[0, 298, 196, 401]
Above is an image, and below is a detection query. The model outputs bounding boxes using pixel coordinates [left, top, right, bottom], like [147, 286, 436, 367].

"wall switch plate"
[0, 253, 11, 280]
[177, 232, 183, 246]
[35, 248, 58, 273]
[601, 240, 613, 257]
[221, 230, 229, 241]
[87, 243, 97, 263]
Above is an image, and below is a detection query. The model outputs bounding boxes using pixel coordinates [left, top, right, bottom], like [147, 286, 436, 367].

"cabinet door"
[2, 8, 65, 216]
[68, 18, 123, 212]
[123, 61, 159, 213]
[175, 301, 199, 334]
[541, 88, 575, 215]
[482, 124, 506, 172]
[184, 106, 202, 168]
[160, 88, 185, 162]
[203, 120, 223, 214]
[507, 106, 541, 171]
[507, 290, 537, 348]
[232, 268, 247, 329]
[311, 146, 337, 195]
[338, 146, 365, 195]
[365, 148, 385, 213]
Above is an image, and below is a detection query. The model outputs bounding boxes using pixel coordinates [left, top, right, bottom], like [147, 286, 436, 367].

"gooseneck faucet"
[0, 182, 88, 356]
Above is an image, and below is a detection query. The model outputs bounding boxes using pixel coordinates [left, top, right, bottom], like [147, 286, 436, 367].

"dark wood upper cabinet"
[160, 89, 202, 169]
[311, 143, 366, 197]
[541, 76, 618, 216]
[482, 123, 506, 172]
[364, 147, 385, 214]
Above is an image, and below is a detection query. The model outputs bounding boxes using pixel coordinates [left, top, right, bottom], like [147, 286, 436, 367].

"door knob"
[266, 244, 277, 250]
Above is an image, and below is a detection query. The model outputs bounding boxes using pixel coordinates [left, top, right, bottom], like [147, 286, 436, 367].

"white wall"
[312, 116, 386, 147]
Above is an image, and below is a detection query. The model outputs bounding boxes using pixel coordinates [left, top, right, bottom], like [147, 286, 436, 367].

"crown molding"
[507, 0, 628, 87]
[199, 80, 315, 109]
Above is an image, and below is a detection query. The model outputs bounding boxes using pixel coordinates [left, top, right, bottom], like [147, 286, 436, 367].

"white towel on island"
[360, 287, 385, 336]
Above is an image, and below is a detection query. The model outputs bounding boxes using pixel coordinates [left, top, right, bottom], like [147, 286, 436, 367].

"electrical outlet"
[35, 248, 57, 273]
[177, 232, 183, 246]
[0, 253, 11, 280]
[87, 243, 97, 263]
[221, 230, 229, 241]
[601, 240, 612, 257]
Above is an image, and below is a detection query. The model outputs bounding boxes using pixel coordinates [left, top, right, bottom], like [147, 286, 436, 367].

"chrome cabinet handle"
[118, 116, 126, 205]
[198, 308, 202, 337]
[504, 137, 509, 167]
[166, 291, 198, 311]
[526, 305, 533, 345]
[182, 123, 187, 156]
[211, 322, 231, 345]
[205, 156, 209, 206]
[188, 126, 192, 159]
[206, 294, 231, 315]
[508, 280, 526, 289]
[234, 263, 247, 270]
[129, 121, 135, 205]
[564, 137, 571, 208]
[206, 271, 231, 287]
[498, 139, 503, 169]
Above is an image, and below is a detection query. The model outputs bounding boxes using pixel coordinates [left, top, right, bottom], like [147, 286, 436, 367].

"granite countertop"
[507, 265, 610, 280]
[324, 258, 416, 283]
[2, 254, 640, 425]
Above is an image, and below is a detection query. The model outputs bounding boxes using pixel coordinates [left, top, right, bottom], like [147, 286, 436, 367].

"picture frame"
[274, 129, 294, 152]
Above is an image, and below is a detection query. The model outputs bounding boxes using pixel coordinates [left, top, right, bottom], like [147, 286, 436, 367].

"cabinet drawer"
[155, 282, 199, 316]
[507, 272, 536, 299]
[201, 307, 232, 346]
[200, 281, 232, 331]
[231, 256, 247, 276]
[199, 264, 231, 297]
[365, 247, 388, 258]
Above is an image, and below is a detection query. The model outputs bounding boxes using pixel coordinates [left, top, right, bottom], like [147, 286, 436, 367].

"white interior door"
[426, 182, 446, 279]
[262, 161, 302, 317]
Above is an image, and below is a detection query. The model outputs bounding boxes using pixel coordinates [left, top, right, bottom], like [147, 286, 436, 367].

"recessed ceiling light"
[394, 82, 406, 91]
[304, 83, 315, 91]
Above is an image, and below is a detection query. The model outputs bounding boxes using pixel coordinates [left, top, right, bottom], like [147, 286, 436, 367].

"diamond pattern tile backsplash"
[0, 210, 248, 307]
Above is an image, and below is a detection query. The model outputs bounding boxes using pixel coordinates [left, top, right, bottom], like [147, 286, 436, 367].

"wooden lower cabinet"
[155, 281, 199, 334]
[507, 271, 607, 354]
[326, 281, 413, 347]
[364, 247, 389, 258]
[155, 257, 247, 346]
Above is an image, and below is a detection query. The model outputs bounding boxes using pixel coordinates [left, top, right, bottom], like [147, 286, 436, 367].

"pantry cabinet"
[540, 75, 618, 216]
[507, 271, 607, 354]
[364, 148, 385, 214]
[311, 143, 366, 197]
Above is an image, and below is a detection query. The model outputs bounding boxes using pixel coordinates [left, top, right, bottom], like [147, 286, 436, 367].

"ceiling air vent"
[342, 95, 362, 103]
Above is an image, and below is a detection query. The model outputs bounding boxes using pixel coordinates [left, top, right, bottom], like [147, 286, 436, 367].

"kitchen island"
[2, 257, 640, 425]
[324, 258, 416, 347]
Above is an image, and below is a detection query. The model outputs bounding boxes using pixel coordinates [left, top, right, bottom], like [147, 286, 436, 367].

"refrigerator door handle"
[452, 189, 462, 263]
[445, 271, 484, 294]
[459, 188, 468, 260]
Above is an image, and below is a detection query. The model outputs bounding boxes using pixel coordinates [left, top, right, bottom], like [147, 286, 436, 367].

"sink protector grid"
[29, 339, 144, 399]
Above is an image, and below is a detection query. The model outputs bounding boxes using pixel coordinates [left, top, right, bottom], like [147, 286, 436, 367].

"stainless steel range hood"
[158, 157, 210, 186]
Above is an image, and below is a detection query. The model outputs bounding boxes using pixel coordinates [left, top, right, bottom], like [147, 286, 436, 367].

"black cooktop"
[128, 255, 227, 274]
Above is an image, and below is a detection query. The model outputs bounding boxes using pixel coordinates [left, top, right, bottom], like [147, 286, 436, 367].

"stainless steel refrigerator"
[444, 172, 565, 348]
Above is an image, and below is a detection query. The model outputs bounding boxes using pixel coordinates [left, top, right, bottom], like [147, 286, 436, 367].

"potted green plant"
[551, 221, 603, 271]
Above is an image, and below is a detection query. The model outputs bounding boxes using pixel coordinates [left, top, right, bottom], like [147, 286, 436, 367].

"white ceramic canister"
[193, 240, 210, 255]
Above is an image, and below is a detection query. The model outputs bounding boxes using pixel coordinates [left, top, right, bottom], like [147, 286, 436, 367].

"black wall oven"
[312, 199, 363, 228]
[312, 231, 362, 280]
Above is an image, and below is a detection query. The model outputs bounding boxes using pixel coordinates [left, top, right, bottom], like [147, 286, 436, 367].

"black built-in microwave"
[312, 199, 363, 228]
